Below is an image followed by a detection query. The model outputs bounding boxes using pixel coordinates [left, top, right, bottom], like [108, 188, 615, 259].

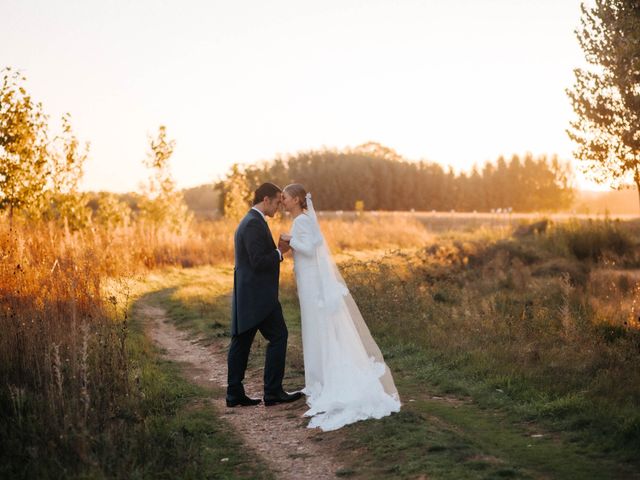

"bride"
[280, 184, 401, 432]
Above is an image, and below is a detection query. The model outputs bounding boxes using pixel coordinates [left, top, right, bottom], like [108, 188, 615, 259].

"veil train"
[304, 193, 400, 401]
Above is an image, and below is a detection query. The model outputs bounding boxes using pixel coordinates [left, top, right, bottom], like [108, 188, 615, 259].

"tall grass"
[341, 219, 640, 455]
[0, 217, 242, 477]
[0, 220, 133, 477]
[3, 208, 638, 475]
[0, 212, 432, 477]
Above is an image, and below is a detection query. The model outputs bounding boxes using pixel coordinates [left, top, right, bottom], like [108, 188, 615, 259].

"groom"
[226, 182, 303, 407]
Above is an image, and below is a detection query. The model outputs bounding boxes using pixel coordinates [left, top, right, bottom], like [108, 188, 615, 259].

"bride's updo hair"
[283, 183, 307, 210]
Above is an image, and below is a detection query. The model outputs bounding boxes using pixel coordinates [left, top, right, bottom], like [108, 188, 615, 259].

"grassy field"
[0, 214, 429, 478]
[1, 213, 639, 478]
[138, 218, 640, 479]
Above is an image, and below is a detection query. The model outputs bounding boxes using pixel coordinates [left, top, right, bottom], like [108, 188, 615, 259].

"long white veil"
[305, 193, 399, 400]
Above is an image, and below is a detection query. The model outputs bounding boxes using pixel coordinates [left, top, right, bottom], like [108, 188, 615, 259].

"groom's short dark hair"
[253, 183, 282, 205]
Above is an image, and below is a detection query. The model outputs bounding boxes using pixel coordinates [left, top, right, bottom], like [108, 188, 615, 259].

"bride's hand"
[280, 233, 292, 242]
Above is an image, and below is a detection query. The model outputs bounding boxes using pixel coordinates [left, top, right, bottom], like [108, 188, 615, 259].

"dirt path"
[140, 301, 343, 480]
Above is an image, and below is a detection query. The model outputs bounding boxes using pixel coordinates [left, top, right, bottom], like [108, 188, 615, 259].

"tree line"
[217, 142, 574, 217]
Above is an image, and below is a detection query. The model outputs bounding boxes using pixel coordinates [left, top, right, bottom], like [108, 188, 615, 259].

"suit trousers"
[227, 302, 288, 398]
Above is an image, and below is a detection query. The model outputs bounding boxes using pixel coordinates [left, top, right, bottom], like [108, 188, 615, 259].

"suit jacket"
[231, 209, 282, 336]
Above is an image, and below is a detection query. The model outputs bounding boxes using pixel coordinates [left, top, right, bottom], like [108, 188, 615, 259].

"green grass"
[343, 344, 636, 480]
[148, 258, 640, 480]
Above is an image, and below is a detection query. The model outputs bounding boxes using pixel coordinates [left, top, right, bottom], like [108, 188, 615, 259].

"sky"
[2, 0, 601, 192]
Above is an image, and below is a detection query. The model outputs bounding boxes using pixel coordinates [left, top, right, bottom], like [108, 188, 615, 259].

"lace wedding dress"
[289, 194, 401, 431]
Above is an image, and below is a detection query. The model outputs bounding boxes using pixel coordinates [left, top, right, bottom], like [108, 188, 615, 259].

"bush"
[552, 219, 634, 262]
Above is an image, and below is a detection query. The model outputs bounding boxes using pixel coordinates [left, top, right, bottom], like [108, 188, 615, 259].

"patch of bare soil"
[140, 302, 343, 480]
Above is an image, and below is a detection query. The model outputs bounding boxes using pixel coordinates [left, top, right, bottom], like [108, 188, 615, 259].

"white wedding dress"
[289, 194, 401, 431]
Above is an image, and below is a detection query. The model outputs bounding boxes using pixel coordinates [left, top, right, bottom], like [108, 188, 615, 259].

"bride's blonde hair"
[283, 183, 307, 209]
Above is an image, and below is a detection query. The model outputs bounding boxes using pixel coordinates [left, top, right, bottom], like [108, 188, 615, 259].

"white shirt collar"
[251, 206, 266, 221]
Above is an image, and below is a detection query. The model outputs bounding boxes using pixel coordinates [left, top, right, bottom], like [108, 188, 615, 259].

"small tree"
[43, 113, 91, 229]
[93, 192, 132, 229]
[567, 1, 640, 208]
[216, 164, 250, 221]
[50, 114, 88, 193]
[139, 125, 191, 230]
[0, 68, 49, 225]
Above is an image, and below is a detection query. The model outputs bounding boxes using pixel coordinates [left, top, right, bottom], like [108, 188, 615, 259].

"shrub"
[552, 219, 634, 262]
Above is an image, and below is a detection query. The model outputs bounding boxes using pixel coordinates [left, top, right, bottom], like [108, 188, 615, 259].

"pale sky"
[2, 0, 600, 192]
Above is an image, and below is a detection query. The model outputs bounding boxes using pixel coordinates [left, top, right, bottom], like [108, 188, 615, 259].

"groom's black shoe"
[264, 390, 303, 407]
[226, 395, 262, 407]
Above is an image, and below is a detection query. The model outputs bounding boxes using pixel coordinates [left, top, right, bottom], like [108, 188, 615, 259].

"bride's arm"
[289, 217, 316, 256]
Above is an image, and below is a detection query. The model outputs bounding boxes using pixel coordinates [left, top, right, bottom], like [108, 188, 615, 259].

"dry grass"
[0, 211, 433, 476]
[341, 219, 640, 453]
[0, 219, 133, 474]
[2, 210, 638, 475]
[103, 214, 433, 268]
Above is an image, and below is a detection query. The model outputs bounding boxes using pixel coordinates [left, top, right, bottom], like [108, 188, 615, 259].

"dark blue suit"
[227, 209, 288, 398]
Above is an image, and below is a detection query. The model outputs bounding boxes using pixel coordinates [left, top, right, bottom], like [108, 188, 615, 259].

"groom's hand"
[278, 238, 291, 255]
